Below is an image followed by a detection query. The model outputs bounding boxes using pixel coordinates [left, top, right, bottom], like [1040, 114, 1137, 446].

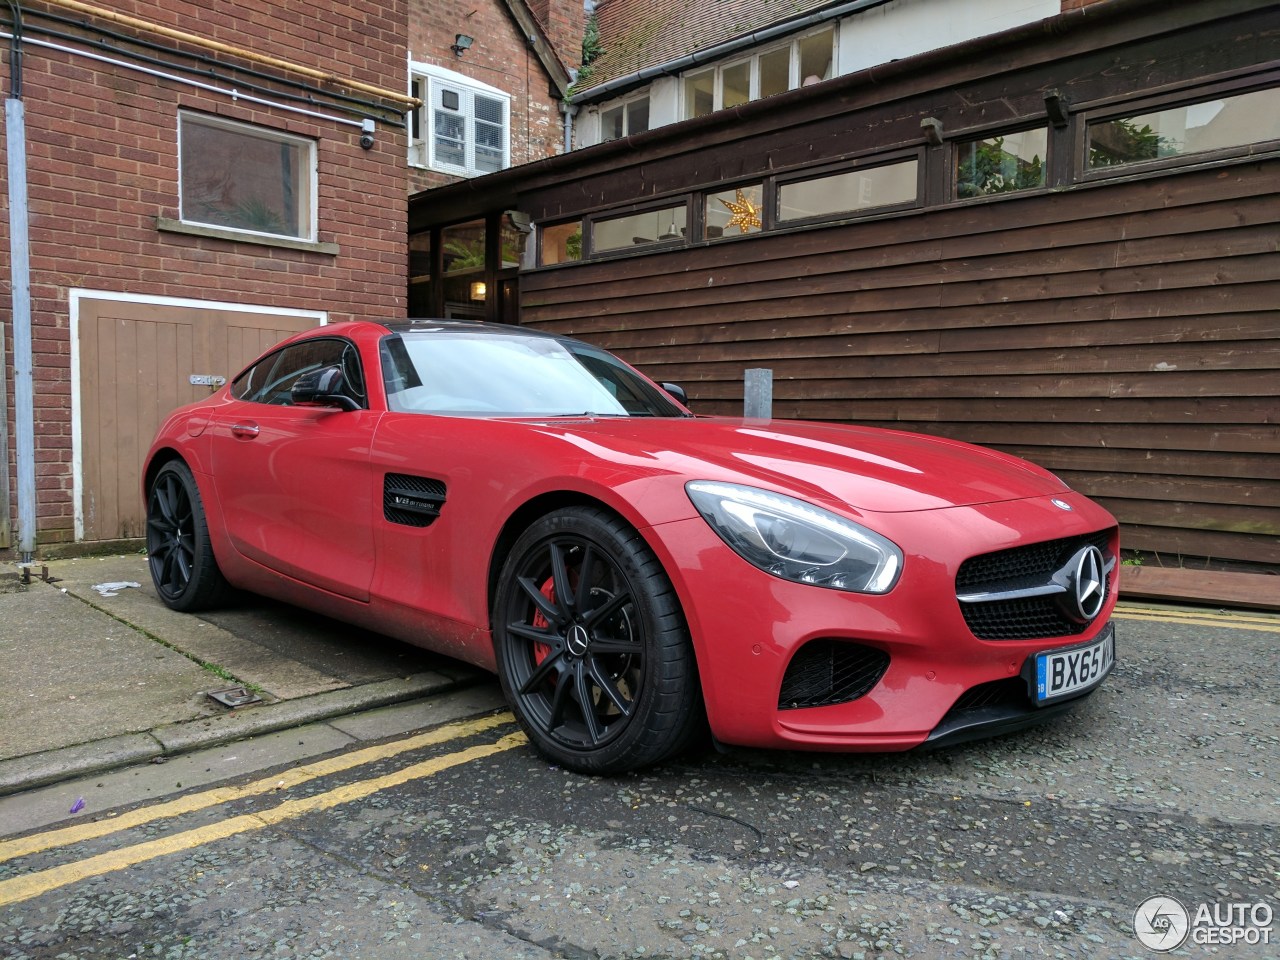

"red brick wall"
[408, 0, 566, 194]
[1, 0, 409, 546]
[528, 0, 586, 73]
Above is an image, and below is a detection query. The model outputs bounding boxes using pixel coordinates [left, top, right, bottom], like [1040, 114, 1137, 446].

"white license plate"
[1034, 626, 1115, 705]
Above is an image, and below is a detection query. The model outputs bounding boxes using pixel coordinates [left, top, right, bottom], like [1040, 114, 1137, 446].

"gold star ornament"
[720, 188, 762, 234]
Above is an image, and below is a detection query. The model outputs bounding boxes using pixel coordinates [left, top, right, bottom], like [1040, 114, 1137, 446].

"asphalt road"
[1, 604, 1277, 959]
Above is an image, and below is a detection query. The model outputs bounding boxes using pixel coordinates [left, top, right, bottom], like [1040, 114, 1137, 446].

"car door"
[209, 337, 377, 602]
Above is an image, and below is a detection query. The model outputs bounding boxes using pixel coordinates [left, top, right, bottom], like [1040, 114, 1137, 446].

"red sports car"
[144, 320, 1117, 774]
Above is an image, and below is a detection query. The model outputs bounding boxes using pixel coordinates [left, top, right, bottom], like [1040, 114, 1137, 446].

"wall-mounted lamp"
[451, 34, 474, 58]
[470, 281, 487, 301]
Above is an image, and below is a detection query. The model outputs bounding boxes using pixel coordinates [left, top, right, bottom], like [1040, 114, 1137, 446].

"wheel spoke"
[583, 589, 632, 631]
[573, 544, 596, 612]
[573, 662, 605, 745]
[516, 576, 563, 627]
[518, 646, 566, 696]
[586, 634, 642, 656]
[506, 621, 557, 645]
[548, 668, 575, 730]
[587, 657, 634, 718]
[549, 542, 575, 615]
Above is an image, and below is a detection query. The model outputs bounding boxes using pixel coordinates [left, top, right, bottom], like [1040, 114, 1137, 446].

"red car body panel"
[145, 321, 1118, 753]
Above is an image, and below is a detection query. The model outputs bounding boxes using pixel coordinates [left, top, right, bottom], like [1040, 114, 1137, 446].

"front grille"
[778, 640, 889, 710]
[956, 530, 1114, 641]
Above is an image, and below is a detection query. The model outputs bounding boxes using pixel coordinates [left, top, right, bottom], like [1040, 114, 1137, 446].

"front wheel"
[493, 506, 701, 775]
[146, 459, 229, 612]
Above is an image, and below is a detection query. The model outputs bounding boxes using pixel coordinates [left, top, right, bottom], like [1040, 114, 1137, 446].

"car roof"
[379, 319, 564, 341]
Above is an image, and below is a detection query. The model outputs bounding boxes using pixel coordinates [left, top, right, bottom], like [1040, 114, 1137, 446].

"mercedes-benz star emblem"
[1070, 545, 1106, 621]
[566, 624, 591, 658]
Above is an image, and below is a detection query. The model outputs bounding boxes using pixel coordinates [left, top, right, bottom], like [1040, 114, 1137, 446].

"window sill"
[157, 218, 339, 255]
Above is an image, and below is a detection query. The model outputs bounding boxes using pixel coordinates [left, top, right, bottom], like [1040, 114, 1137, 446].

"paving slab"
[0, 555, 491, 798]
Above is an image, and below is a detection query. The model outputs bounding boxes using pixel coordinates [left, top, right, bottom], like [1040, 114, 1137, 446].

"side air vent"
[384, 473, 447, 527]
[778, 639, 890, 710]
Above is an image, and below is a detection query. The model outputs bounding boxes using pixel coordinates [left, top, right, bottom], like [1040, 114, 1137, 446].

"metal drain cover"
[207, 686, 262, 708]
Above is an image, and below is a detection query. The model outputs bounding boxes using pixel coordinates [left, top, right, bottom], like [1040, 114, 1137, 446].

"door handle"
[230, 423, 260, 438]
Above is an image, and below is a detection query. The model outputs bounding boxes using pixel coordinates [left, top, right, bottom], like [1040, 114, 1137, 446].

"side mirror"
[292, 365, 360, 411]
[661, 382, 688, 406]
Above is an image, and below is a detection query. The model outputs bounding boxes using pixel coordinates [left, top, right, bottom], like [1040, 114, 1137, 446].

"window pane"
[473, 93, 506, 173]
[686, 69, 714, 118]
[602, 105, 624, 141]
[434, 107, 466, 167]
[409, 231, 433, 282]
[442, 219, 485, 275]
[778, 161, 917, 221]
[722, 61, 750, 109]
[542, 221, 583, 265]
[499, 213, 526, 269]
[180, 115, 310, 239]
[593, 206, 687, 252]
[759, 47, 790, 99]
[706, 184, 763, 239]
[408, 232, 433, 315]
[798, 28, 834, 86]
[1087, 89, 1280, 168]
[627, 98, 650, 135]
[955, 129, 1047, 198]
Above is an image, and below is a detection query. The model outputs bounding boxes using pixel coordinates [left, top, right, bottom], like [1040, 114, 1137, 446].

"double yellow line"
[1114, 602, 1280, 634]
[0, 712, 524, 908]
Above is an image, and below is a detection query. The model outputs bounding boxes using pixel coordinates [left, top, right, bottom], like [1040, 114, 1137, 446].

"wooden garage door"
[77, 297, 322, 541]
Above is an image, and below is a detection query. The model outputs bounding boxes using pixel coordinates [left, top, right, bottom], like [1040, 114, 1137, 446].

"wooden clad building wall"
[520, 160, 1278, 568]
[511, 2, 1279, 570]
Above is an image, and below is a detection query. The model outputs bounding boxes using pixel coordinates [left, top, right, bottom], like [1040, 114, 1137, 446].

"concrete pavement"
[0, 554, 494, 797]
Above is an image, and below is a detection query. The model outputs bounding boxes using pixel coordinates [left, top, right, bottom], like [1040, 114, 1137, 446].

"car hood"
[533, 417, 1066, 514]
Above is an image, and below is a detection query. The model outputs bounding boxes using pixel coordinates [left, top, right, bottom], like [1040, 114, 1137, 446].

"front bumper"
[646, 491, 1119, 752]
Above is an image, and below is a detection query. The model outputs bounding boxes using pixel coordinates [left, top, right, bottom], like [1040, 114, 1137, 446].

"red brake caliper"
[531, 576, 556, 669]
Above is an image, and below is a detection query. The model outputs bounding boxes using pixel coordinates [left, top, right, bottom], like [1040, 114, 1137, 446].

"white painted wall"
[838, 0, 1059, 74]
[575, 0, 1062, 147]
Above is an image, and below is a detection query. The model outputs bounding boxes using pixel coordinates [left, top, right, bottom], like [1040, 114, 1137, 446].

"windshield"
[379, 330, 685, 418]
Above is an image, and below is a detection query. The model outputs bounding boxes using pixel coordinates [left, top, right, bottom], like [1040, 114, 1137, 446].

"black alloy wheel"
[493, 506, 701, 775]
[146, 460, 228, 612]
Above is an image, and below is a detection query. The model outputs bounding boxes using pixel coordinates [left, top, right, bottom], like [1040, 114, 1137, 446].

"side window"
[231, 339, 365, 408]
[179, 112, 316, 241]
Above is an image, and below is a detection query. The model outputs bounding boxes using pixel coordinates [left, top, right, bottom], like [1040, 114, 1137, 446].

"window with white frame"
[178, 112, 316, 241]
[410, 64, 510, 176]
[600, 95, 650, 142]
[683, 26, 835, 119]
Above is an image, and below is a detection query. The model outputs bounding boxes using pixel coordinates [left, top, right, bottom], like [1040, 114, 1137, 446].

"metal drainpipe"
[5, 0, 35, 561]
[561, 98, 577, 153]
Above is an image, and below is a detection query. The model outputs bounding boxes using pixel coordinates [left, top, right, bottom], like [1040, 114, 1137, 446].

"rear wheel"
[146, 460, 228, 612]
[493, 506, 701, 775]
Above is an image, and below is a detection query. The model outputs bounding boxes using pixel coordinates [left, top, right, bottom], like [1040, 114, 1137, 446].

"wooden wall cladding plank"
[521, 158, 1279, 567]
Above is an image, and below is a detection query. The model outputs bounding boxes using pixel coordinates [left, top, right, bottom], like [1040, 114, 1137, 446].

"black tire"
[146, 459, 229, 612]
[493, 506, 701, 775]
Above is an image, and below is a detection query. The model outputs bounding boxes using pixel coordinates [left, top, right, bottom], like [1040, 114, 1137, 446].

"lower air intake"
[778, 640, 890, 710]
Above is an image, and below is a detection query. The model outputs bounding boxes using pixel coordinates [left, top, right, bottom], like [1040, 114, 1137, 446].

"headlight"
[686, 481, 902, 594]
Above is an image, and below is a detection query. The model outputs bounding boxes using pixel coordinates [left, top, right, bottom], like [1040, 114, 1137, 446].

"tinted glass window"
[778, 160, 918, 221]
[1087, 89, 1280, 168]
[593, 206, 687, 252]
[380, 331, 683, 418]
[955, 129, 1046, 198]
[232, 339, 365, 408]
